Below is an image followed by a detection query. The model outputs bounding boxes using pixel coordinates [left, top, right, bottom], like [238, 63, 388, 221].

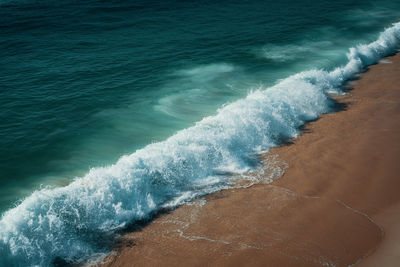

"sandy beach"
[100, 54, 400, 267]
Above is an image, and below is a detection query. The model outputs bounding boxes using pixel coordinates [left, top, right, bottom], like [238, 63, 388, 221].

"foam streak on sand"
[0, 22, 399, 266]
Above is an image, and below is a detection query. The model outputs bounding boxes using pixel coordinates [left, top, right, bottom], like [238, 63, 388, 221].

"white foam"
[259, 41, 334, 62]
[175, 63, 235, 80]
[0, 22, 399, 266]
[156, 63, 240, 120]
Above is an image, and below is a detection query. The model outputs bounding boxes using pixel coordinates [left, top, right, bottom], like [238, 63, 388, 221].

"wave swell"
[1, 22, 399, 266]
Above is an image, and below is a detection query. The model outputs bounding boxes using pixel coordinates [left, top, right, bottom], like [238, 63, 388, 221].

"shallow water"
[0, 0, 399, 265]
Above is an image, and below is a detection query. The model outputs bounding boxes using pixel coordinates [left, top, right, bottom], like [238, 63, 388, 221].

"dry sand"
[100, 54, 400, 267]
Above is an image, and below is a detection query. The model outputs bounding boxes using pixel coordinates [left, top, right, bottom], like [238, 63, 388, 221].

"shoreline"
[100, 54, 400, 267]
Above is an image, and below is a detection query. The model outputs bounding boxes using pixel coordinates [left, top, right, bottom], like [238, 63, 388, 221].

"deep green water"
[0, 1, 400, 265]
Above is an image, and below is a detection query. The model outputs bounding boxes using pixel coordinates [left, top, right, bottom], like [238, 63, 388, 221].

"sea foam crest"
[0, 22, 399, 266]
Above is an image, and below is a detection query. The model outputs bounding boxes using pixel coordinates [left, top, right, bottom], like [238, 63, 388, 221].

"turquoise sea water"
[1, 0, 400, 265]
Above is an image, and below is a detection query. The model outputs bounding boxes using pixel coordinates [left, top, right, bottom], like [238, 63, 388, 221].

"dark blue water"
[1, 0, 399, 265]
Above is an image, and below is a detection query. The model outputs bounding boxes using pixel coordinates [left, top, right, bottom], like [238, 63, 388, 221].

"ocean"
[0, 0, 399, 265]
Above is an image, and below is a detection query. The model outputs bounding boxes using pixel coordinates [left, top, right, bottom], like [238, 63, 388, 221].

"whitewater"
[1, 22, 399, 266]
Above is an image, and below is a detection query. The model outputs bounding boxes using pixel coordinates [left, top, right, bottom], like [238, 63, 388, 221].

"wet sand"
[100, 54, 400, 267]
